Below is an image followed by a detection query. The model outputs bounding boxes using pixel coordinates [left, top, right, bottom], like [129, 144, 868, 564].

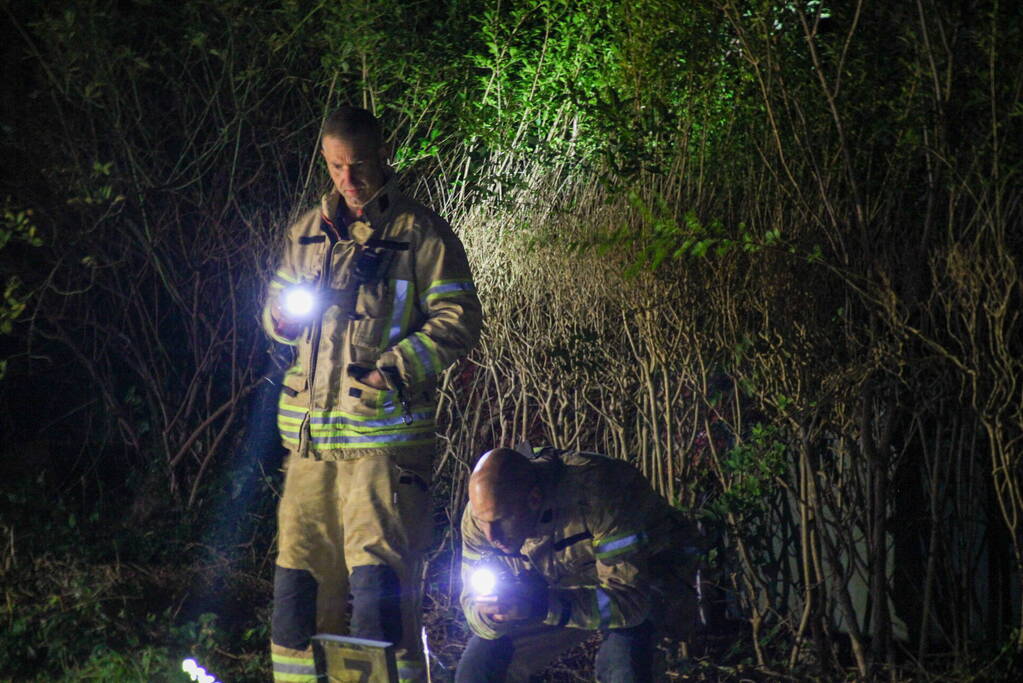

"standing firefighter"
[264, 106, 482, 683]
[457, 447, 703, 682]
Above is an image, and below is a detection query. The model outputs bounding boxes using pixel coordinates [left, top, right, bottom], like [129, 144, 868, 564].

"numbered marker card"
[312, 634, 399, 683]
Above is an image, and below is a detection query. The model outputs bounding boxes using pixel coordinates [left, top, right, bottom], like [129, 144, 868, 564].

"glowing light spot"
[283, 286, 316, 318]
[181, 657, 221, 683]
[470, 567, 497, 595]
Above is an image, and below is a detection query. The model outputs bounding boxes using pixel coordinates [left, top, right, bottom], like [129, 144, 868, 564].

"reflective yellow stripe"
[274, 674, 316, 683]
[397, 657, 426, 682]
[465, 605, 496, 638]
[272, 652, 316, 683]
[593, 531, 643, 560]
[422, 278, 475, 304]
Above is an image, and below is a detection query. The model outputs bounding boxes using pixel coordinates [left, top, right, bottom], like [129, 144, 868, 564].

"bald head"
[471, 448, 537, 502]
[468, 448, 542, 554]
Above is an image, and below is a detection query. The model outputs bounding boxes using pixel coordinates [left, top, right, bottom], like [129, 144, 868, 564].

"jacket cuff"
[466, 606, 504, 640]
[376, 347, 422, 394]
[376, 362, 404, 392]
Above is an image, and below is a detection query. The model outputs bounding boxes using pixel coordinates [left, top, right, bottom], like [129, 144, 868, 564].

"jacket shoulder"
[558, 452, 658, 525]
[560, 451, 646, 490]
[460, 501, 491, 556]
[286, 205, 325, 240]
[389, 193, 456, 239]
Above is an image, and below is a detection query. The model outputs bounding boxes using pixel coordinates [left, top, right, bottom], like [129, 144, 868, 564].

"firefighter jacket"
[460, 449, 702, 639]
[262, 177, 482, 459]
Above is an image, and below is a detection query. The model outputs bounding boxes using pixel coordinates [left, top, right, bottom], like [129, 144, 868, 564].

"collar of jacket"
[318, 173, 399, 242]
[522, 459, 564, 548]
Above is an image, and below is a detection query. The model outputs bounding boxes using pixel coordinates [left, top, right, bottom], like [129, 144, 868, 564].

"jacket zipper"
[301, 219, 341, 454]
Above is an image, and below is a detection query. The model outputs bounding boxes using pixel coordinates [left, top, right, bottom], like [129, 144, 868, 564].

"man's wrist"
[266, 305, 302, 342]
[273, 316, 303, 339]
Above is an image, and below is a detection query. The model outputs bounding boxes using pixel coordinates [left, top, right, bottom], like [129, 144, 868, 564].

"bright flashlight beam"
[470, 567, 497, 596]
[182, 658, 222, 683]
[282, 287, 316, 318]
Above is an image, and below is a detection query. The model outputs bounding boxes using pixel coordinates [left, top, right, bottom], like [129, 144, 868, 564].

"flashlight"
[470, 567, 498, 597]
[281, 284, 317, 320]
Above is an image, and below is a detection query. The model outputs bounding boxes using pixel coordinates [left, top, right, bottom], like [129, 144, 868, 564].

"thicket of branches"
[1, 0, 1020, 680]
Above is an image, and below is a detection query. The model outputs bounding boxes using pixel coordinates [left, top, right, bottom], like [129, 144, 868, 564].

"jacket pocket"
[350, 316, 389, 352]
[339, 372, 398, 417]
[356, 277, 415, 343]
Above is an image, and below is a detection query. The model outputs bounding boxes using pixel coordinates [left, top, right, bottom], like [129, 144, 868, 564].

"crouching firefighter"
[457, 447, 704, 682]
[263, 106, 482, 683]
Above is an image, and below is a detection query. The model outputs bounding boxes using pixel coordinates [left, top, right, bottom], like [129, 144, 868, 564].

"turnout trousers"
[270, 451, 433, 683]
[455, 620, 656, 683]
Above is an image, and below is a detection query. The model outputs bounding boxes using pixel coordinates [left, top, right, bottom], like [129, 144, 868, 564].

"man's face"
[471, 487, 541, 555]
[321, 133, 386, 214]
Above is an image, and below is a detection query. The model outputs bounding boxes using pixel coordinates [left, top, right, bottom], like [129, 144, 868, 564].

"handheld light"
[470, 567, 498, 596]
[282, 285, 317, 319]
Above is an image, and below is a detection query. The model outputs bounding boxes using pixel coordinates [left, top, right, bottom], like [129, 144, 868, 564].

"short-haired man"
[457, 447, 702, 682]
[264, 106, 482, 682]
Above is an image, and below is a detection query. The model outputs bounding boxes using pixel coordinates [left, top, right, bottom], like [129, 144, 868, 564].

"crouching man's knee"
[595, 620, 655, 683]
[455, 635, 515, 682]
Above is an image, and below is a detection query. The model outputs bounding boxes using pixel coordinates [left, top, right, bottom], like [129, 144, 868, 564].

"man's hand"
[270, 301, 303, 339]
[360, 369, 389, 390]
[475, 577, 548, 623]
[476, 594, 536, 623]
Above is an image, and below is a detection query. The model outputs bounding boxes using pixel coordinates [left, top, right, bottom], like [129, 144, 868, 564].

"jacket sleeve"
[542, 466, 655, 631]
[459, 504, 515, 640]
[261, 214, 312, 346]
[376, 216, 482, 394]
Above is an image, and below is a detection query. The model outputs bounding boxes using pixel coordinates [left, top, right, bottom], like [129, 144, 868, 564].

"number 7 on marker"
[343, 658, 372, 683]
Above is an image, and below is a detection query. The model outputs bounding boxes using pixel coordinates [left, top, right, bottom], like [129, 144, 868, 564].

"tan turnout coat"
[263, 177, 482, 460]
[460, 449, 702, 640]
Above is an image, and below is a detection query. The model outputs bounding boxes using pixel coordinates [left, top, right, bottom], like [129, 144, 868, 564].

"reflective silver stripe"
[271, 660, 316, 676]
[310, 411, 433, 427]
[596, 587, 612, 629]
[411, 333, 443, 376]
[388, 279, 410, 344]
[594, 533, 641, 558]
[279, 407, 306, 419]
[310, 431, 434, 445]
[408, 334, 439, 377]
[425, 282, 472, 294]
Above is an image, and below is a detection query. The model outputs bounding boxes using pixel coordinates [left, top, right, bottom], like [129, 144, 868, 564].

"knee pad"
[349, 564, 402, 645]
[271, 566, 318, 650]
